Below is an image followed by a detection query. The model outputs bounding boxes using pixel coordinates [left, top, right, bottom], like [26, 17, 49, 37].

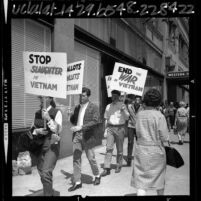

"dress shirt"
[46, 106, 62, 133]
[104, 101, 129, 125]
[77, 102, 89, 126]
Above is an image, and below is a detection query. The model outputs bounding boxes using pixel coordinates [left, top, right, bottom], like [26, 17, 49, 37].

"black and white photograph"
[2, 0, 198, 199]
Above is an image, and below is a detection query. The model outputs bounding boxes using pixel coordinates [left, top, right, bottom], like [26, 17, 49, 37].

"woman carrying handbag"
[130, 89, 169, 196]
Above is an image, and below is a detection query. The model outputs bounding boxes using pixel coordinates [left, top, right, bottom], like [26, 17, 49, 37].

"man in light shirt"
[68, 87, 101, 192]
[101, 90, 130, 176]
[30, 96, 62, 196]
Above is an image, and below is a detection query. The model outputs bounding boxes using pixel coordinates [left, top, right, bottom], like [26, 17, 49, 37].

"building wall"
[166, 18, 189, 104]
[53, 19, 75, 158]
[12, 18, 189, 160]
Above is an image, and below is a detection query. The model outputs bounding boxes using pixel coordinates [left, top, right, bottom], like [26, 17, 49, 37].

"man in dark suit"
[68, 87, 101, 192]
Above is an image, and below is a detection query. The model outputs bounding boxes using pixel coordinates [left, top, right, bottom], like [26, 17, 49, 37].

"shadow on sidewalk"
[124, 193, 137, 196]
[60, 169, 93, 184]
[26, 189, 60, 196]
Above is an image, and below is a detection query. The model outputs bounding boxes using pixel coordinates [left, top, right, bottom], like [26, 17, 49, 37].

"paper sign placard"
[23, 52, 67, 99]
[110, 62, 148, 96]
[105, 75, 125, 97]
[67, 61, 84, 95]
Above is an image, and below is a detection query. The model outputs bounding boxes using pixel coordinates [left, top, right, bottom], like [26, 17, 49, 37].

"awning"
[166, 71, 189, 85]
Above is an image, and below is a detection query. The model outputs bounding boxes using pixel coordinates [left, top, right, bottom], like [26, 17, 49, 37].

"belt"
[108, 123, 125, 127]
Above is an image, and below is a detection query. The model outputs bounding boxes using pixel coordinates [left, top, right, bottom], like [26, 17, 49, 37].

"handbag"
[165, 142, 184, 168]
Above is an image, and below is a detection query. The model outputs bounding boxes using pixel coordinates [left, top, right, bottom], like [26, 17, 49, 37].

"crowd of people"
[23, 87, 189, 196]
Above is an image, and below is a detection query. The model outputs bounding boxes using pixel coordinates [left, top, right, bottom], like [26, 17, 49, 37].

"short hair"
[126, 94, 135, 100]
[82, 87, 91, 96]
[37, 96, 56, 108]
[179, 101, 186, 107]
[143, 88, 162, 107]
[49, 97, 56, 108]
[111, 90, 121, 96]
[135, 95, 141, 100]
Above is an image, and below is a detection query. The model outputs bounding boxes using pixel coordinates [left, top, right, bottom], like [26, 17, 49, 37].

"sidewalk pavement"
[12, 130, 190, 196]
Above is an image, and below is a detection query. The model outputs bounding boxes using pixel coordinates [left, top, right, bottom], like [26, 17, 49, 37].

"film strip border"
[4, 0, 196, 19]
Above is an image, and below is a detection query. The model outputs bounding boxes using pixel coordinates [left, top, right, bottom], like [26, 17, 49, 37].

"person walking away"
[163, 104, 171, 132]
[130, 89, 169, 196]
[31, 96, 62, 196]
[68, 87, 101, 192]
[186, 104, 190, 133]
[101, 90, 130, 176]
[174, 101, 188, 145]
[167, 102, 176, 129]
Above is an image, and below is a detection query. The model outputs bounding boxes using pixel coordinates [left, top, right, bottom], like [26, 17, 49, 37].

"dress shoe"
[127, 161, 131, 167]
[94, 176, 101, 185]
[115, 167, 121, 173]
[68, 183, 82, 192]
[101, 169, 110, 177]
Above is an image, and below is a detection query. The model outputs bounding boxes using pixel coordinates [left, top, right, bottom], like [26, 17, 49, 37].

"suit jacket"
[70, 101, 100, 142]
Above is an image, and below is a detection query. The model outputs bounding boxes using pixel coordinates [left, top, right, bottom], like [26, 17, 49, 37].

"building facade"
[11, 18, 189, 159]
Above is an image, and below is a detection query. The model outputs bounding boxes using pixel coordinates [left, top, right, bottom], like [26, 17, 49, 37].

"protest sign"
[23, 52, 67, 98]
[67, 60, 84, 95]
[110, 62, 148, 96]
[105, 75, 125, 98]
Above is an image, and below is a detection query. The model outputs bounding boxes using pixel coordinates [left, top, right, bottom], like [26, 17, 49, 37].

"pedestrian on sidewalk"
[101, 90, 130, 176]
[186, 103, 190, 133]
[68, 87, 101, 192]
[125, 94, 143, 166]
[167, 102, 176, 130]
[174, 101, 188, 145]
[31, 96, 62, 196]
[163, 103, 171, 132]
[130, 89, 169, 196]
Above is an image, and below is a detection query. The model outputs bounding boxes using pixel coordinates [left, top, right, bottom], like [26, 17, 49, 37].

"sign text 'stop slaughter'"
[23, 52, 67, 99]
[66, 60, 84, 95]
[110, 62, 148, 96]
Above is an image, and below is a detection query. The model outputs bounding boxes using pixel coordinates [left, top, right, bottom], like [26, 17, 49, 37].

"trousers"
[72, 131, 99, 183]
[127, 127, 136, 161]
[104, 126, 125, 168]
[37, 143, 60, 196]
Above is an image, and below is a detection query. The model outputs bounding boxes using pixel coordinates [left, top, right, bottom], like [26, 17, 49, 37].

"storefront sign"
[110, 62, 148, 96]
[167, 71, 189, 78]
[23, 52, 67, 98]
[67, 60, 84, 95]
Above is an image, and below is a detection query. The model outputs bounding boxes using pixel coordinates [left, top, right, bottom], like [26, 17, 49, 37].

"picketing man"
[20, 96, 63, 196]
[68, 87, 101, 192]
[101, 90, 130, 176]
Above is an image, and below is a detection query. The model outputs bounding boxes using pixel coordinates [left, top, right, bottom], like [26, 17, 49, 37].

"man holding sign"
[20, 96, 62, 196]
[101, 90, 129, 176]
[22, 51, 66, 196]
[109, 62, 148, 97]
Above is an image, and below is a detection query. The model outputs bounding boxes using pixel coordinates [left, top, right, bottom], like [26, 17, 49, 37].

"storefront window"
[12, 19, 52, 131]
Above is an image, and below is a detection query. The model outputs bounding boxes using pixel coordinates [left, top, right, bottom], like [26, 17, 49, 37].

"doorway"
[100, 53, 117, 119]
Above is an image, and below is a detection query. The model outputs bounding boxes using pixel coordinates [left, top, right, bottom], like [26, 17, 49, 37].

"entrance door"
[100, 53, 117, 119]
